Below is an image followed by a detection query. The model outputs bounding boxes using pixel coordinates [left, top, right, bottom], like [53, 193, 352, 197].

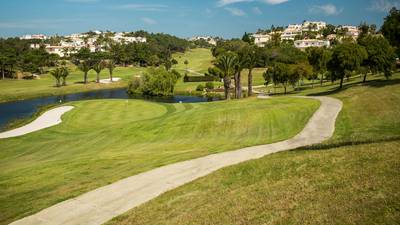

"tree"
[358, 34, 396, 82]
[128, 67, 181, 96]
[77, 60, 93, 84]
[0, 54, 6, 79]
[106, 60, 116, 82]
[242, 32, 254, 44]
[50, 68, 62, 87]
[60, 66, 69, 86]
[246, 46, 259, 96]
[266, 63, 292, 94]
[307, 47, 331, 86]
[381, 7, 400, 56]
[291, 62, 313, 88]
[213, 52, 238, 100]
[328, 43, 368, 88]
[92, 60, 106, 83]
[322, 24, 336, 37]
[184, 60, 189, 71]
[234, 47, 249, 98]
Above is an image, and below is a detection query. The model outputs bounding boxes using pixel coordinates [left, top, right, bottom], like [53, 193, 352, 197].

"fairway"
[0, 66, 142, 103]
[0, 97, 319, 225]
[0, 48, 217, 103]
[107, 76, 400, 225]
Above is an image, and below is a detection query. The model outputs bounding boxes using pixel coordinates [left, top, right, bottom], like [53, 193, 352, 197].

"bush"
[196, 84, 205, 91]
[205, 82, 214, 90]
[128, 67, 180, 96]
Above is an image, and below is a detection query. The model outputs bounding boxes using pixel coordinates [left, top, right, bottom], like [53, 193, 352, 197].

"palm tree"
[77, 60, 92, 84]
[184, 60, 189, 71]
[106, 60, 116, 82]
[60, 66, 69, 86]
[93, 60, 105, 83]
[234, 49, 249, 99]
[246, 46, 258, 96]
[50, 68, 62, 87]
[214, 52, 238, 100]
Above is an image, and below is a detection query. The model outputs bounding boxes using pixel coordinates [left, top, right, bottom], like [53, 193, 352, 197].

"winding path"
[0, 106, 74, 139]
[10, 96, 342, 225]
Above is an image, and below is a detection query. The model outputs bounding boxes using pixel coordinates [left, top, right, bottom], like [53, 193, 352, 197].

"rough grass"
[107, 76, 400, 225]
[108, 140, 400, 225]
[0, 97, 319, 225]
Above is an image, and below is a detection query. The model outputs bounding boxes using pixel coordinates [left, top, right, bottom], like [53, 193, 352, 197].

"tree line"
[206, 8, 399, 99]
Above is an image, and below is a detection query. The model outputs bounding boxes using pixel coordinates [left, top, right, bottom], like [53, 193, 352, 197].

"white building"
[112, 33, 147, 44]
[340, 25, 360, 39]
[20, 34, 48, 40]
[294, 39, 330, 50]
[302, 21, 327, 32]
[252, 33, 271, 47]
[189, 36, 217, 46]
[281, 24, 302, 41]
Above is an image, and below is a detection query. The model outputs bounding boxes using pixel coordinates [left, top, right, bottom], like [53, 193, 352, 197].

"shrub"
[196, 84, 205, 91]
[128, 67, 181, 96]
[205, 82, 214, 90]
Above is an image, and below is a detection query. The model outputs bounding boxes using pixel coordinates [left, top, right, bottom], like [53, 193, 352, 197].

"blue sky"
[0, 0, 398, 38]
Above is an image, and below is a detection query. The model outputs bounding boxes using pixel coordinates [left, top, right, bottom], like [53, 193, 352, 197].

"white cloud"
[252, 7, 263, 15]
[65, 0, 98, 3]
[217, 0, 289, 7]
[368, 0, 400, 12]
[217, 0, 252, 7]
[262, 0, 289, 5]
[141, 17, 157, 25]
[115, 4, 168, 11]
[309, 4, 342, 15]
[225, 7, 247, 16]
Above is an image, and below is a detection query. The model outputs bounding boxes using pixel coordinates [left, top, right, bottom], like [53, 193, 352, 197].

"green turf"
[0, 97, 319, 225]
[108, 140, 400, 225]
[106, 76, 400, 225]
[0, 66, 142, 103]
[0, 48, 217, 103]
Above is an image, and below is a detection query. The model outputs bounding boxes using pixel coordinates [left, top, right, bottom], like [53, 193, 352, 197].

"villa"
[20, 34, 48, 40]
[302, 21, 327, 32]
[281, 24, 303, 40]
[294, 39, 330, 50]
[252, 33, 271, 47]
[189, 36, 217, 46]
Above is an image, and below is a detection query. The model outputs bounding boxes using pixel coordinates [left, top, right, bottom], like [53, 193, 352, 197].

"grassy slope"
[0, 66, 142, 103]
[107, 76, 400, 225]
[0, 97, 319, 225]
[0, 48, 215, 103]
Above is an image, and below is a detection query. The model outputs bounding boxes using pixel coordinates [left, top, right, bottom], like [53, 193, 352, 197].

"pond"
[0, 88, 220, 131]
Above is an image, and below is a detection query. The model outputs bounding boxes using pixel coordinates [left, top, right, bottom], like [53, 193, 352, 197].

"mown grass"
[107, 75, 400, 225]
[0, 66, 142, 103]
[0, 97, 319, 225]
[0, 48, 217, 103]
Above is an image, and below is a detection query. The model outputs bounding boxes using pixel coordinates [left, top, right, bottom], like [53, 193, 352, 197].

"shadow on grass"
[307, 78, 400, 96]
[292, 136, 400, 152]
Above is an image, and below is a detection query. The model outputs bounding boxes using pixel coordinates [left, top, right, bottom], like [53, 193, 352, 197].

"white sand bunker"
[0, 106, 74, 139]
[99, 77, 121, 84]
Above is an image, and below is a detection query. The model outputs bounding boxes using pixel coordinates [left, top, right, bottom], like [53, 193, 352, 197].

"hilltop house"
[294, 39, 330, 50]
[252, 33, 271, 47]
[189, 36, 217, 46]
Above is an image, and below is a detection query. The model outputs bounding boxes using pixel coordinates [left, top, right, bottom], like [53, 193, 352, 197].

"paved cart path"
[10, 96, 342, 225]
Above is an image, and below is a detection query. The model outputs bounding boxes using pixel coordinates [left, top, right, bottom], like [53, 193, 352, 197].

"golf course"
[1, 45, 399, 225]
